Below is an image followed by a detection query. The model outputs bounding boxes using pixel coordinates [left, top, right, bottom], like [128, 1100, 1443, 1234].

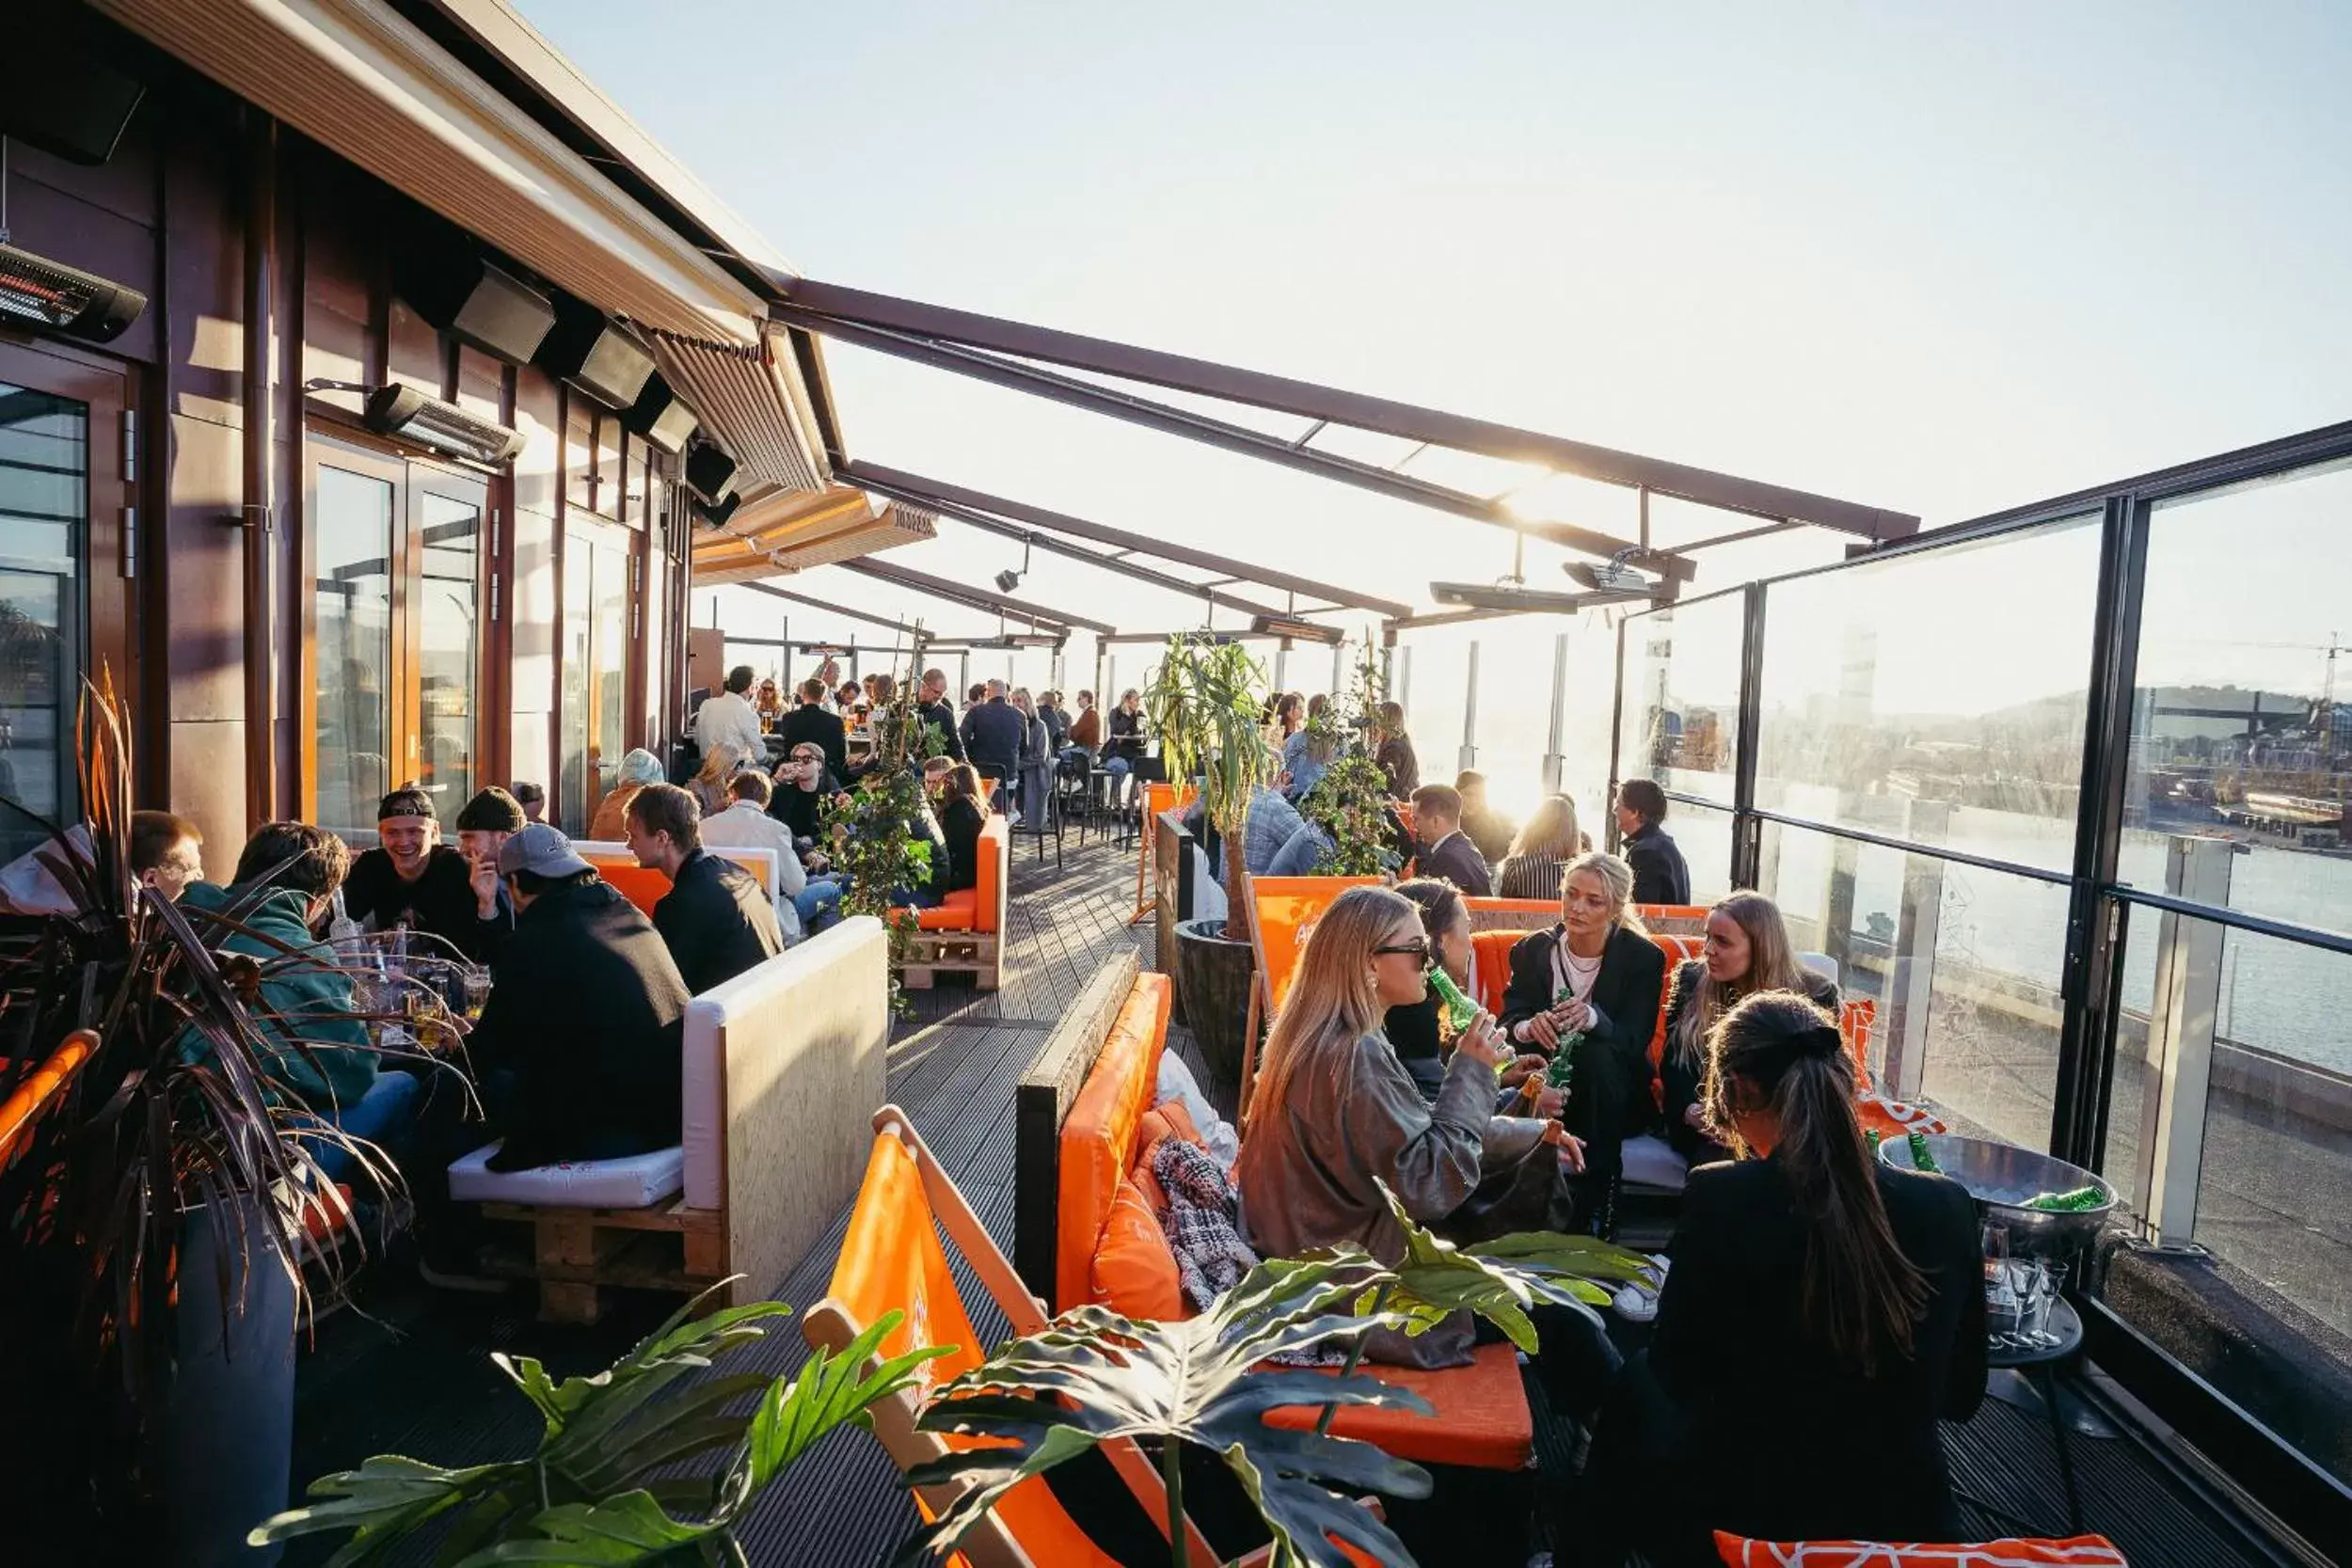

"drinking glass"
[461, 965, 491, 1022]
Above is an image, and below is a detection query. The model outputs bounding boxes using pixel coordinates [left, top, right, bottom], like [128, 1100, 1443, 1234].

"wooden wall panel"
[169, 719, 247, 873]
[564, 396, 596, 517]
[3, 165, 160, 366]
[386, 296, 442, 399]
[455, 346, 503, 424]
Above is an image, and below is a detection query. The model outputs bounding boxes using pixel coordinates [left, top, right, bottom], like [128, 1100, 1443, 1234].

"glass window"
[416, 486, 481, 822]
[1759, 818, 2069, 1154]
[2127, 459, 2352, 936]
[1753, 515, 2101, 875]
[0, 383, 84, 856]
[560, 538, 593, 831]
[2094, 899, 2352, 1463]
[1658, 798, 1737, 905]
[1619, 592, 1743, 807]
[313, 464, 395, 839]
[1396, 626, 1471, 790]
[559, 526, 634, 833]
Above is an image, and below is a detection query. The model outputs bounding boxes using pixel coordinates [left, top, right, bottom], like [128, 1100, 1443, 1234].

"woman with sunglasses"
[1238, 886, 1588, 1366]
[1386, 878, 1564, 1116]
[1498, 850, 1666, 1220]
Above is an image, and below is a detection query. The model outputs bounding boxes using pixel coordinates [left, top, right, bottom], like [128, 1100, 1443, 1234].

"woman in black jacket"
[1585, 990, 1986, 1565]
[1498, 850, 1665, 1208]
[933, 763, 991, 895]
[1660, 891, 1838, 1165]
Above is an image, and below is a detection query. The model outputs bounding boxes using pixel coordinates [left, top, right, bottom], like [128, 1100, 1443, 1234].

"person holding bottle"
[1498, 850, 1666, 1219]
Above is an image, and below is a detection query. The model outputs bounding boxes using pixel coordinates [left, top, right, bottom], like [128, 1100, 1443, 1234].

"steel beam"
[837, 557, 1114, 636]
[781, 310, 1698, 579]
[776, 278, 1919, 543]
[738, 580, 977, 642]
[843, 461, 1414, 620]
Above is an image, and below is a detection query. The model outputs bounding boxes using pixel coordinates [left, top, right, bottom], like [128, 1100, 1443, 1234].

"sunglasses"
[1374, 938, 1432, 962]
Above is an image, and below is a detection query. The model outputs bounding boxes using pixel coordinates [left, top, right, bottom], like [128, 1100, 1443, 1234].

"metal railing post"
[1458, 641, 1479, 774]
[2138, 834, 2234, 1247]
[1541, 631, 1568, 796]
[1881, 799, 1951, 1102]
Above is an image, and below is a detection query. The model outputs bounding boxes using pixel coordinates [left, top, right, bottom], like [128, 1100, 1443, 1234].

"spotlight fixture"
[1564, 558, 1658, 594]
[1428, 580, 1636, 614]
[0, 242, 147, 342]
[684, 440, 738, 504]
[534, 296, 656, 409]
[993, 539, 1033, 595]
[1249, 613, 1343, 644]
[360, 385, 525, 465]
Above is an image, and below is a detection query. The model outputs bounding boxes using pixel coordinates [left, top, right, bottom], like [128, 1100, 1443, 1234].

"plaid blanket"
[1152, 1137, 1259, 1313]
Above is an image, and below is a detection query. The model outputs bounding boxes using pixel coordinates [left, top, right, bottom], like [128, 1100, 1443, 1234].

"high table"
[1980, 1296, 2090, 1534]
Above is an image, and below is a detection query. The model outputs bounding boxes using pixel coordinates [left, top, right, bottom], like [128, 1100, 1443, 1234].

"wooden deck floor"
[287, 835, 2296, 1567]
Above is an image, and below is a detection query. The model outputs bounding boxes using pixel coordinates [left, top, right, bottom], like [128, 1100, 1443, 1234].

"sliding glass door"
[558, 516, 634, 833]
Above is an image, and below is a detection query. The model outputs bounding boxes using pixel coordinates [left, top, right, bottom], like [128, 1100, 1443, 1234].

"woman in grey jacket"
[1009, 687, 1054, 825]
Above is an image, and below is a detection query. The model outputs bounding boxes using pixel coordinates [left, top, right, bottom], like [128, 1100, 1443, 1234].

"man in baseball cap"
[469, 824, 689, 1173]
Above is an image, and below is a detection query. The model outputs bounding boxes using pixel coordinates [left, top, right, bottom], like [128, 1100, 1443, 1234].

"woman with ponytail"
[1585, 990, 1986, 1565]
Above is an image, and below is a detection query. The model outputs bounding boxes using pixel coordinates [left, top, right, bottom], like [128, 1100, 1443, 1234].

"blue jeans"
[795, 875, 845, 931]
[296, 1068, 422, 1184]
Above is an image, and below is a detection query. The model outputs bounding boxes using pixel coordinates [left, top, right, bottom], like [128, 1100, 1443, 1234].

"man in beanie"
[469, 824, 689, 1172]
[455, 786, 527, 958]
[342, 787, 499, 960]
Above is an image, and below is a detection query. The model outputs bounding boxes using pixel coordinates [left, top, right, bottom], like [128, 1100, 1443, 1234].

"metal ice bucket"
[1878, 1133, 2116, 1257]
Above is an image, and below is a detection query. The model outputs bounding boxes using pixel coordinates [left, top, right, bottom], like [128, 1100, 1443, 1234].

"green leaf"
[713, 1310, 951, 1524]
[247, 1455, 522, 1560]
[1373, 1180, 1653, 1352]
[901, 1255, 1425, 1567]
[453, 1490, 705, 1564]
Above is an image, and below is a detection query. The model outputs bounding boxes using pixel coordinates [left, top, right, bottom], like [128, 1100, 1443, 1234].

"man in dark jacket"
[342, 787, 507, 959]
[475, 824, 690, 1171]
[1615, 778, 1692, 906]
[915, 668, 965, 762]
[1407, 784, 1494, 895]
[626, 783, 782, 997]
[961, 679, 1026, 790]
[778, 677, 850, 781]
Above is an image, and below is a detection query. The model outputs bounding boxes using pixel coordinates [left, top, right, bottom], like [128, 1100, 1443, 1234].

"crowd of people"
[81, 666, 1994, 1561]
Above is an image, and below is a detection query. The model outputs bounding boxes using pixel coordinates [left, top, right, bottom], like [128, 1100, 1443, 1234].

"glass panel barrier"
[313, 464, 395, 840]
[1759, 819, 2068, 1152]
[1666, 798, 1737, 904]
[2128, 458, 2352, 934]
[2094, 894, 2352, 1483]
[1619, 593, 1743, 806]
[1396, 625, 1470, 792]
[1753, 515, 2101, 877]
[0, 382, 85, 861]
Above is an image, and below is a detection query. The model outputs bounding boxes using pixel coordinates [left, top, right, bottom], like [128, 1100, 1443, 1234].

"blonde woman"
[1661, 891, 1838, 1164]
[1497, 850, 1666, 1202]
[688, 741, 744, 818]
[1495, 793, 1590, 900]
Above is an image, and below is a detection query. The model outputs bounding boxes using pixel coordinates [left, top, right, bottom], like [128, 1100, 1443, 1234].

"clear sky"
[522, 0, 2352, 810]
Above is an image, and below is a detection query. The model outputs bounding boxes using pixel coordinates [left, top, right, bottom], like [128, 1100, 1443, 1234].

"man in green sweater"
[179, 821, 415, 1165]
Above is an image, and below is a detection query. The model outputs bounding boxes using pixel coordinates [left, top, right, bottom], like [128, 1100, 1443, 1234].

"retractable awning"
[690, 485, 935, 586]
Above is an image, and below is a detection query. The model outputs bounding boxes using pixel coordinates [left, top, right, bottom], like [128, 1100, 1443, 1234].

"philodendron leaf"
[1374, 1180, 1655, 1352]
[246, 1455, 522, 1560]
[903, 1252, 1430, 1568]
[451, 1490, 702, 1563]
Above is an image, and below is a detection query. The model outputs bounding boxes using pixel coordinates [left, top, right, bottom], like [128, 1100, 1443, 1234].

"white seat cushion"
[1620, 1132, 1689, 1195]
[447, 1140, 684, 1209]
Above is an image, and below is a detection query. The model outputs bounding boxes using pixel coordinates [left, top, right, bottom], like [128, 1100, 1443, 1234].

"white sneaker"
[1611, 1281, 1659, 1323]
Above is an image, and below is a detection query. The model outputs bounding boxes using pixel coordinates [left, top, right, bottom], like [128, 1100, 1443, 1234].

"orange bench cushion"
[1716, 1532, 2126, 1567]
[589, 861, 672, 917]
[1057, 975, 1175, 1311]
[1264, 1340, 1534, 1471]
[908, 890, 979, 930]
[1089, 1175, 1184, 1321]
[891, 816, 1009, 933]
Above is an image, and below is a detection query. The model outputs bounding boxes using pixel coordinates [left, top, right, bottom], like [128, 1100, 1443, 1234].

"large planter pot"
[157, 1196, 296, 1565]
[1172, 916, 1256, 1087]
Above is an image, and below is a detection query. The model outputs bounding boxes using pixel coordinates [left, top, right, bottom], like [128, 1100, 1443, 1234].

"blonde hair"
[1508, 793, 1582, 861]
[695, 741, 743, 786]
[1560, 849, 1646, 937]
[1251, 886, 1422, 1125]
[1672, 891, 1810, 1072]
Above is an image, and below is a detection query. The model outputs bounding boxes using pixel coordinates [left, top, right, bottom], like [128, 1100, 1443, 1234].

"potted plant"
[1298, 654, 1406, 879]
[1143, 634, 1274, 1083]
[821, 632, 936, 1013]
[0, 679, 386, 1562]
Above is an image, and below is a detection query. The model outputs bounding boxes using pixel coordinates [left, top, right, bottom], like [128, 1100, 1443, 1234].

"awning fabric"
[691, 486, 937, 586]
[652, 327, 829, 495]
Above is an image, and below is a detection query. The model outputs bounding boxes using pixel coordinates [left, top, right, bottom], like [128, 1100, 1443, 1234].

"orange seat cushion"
[1264, 1340, 1533, 1470]
[1089, 1176, 1184, 1321]
[1057, 974, 1175, 1311]
[588, 859, 672, 917]
[1469, 928, 1525, 1016]
[900, 889, 979, 930]
[1715, 1532, 2127, 1566]
[972, 815, 1008, 935]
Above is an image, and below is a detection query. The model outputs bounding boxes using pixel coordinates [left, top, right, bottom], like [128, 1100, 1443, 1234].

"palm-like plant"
[1298, 654, 1398, 879]
[1143, 635, 1273, 942]
[904, 1251, 1430, 1568]
[253, 1283, 950, 1565]
[0, 676, 390, 1547]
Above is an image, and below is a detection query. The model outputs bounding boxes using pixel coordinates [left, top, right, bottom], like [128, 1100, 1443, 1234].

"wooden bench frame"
[898, 816, 1009, 992]
[470, 919, 892, 1323]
